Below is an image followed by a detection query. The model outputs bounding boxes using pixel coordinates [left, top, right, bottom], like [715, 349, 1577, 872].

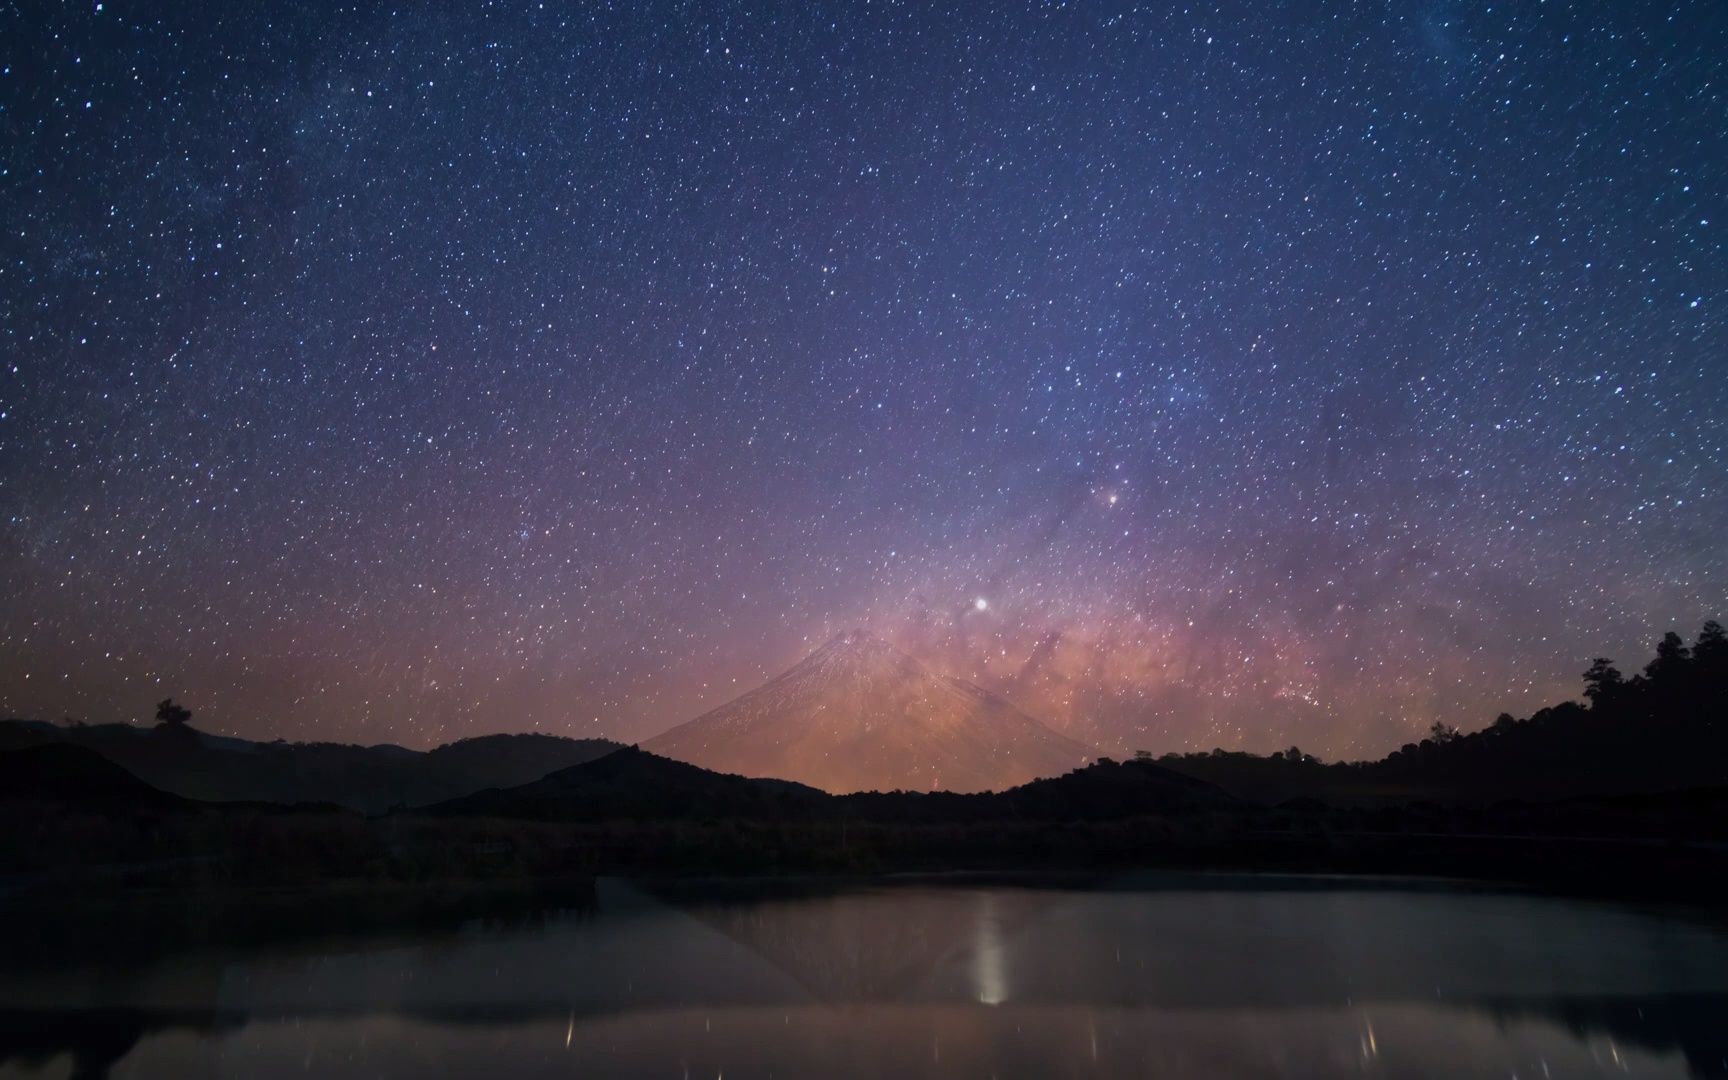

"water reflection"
[1, 875, 1725, 1078]
[971, 891, 1008, 1006]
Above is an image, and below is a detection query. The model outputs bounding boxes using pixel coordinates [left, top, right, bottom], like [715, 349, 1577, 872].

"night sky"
[2, 1, 1723, 759]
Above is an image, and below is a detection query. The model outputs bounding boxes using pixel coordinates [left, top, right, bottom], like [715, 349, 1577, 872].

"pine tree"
[1582, 659, 1624, 707]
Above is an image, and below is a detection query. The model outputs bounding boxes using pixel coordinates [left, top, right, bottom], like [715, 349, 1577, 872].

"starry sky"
[1, 0, 1724, 759]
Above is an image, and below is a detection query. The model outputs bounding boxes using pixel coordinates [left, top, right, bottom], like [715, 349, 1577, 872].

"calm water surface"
[3, 875, 1726, 1079]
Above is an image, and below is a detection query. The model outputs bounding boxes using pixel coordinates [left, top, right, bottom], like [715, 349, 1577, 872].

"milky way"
[2, 1, 1723, 757]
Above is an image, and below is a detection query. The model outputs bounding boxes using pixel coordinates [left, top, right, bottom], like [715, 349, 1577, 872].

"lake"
[2, 874, 1725, 1078]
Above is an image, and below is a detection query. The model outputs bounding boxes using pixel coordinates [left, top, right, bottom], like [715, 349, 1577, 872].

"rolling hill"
[0, 721, 623, 813]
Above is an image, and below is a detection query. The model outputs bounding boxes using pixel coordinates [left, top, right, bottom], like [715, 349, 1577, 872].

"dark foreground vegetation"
[1, 623, 1724, 915]
[1153, 621, 1728, 805]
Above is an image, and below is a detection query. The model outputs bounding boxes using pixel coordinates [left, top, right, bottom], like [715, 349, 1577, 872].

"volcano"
[645, 630, 1094, 793]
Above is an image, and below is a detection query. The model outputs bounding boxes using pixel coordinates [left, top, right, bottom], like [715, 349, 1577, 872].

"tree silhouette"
[1693, 620, 1726, 677]
[1582, 659, 1624, 707]
[1076, 620, 1727, 806]
[154, 698, 192, 729]
[1644, 631, 1691, 683]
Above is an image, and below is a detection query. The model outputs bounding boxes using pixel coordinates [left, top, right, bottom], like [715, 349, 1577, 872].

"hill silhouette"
[870, 754, 1241, 821]
[0, 722, 623, 813]
[0, 744, 188, 811]
[425, 746, 829, 821]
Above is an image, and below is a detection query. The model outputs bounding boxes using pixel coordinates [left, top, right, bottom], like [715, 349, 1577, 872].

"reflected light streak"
[972, 894, 1008, 1005]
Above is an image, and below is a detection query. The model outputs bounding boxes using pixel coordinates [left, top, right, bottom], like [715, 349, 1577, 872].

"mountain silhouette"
[424, 745, 828, 820]
[645, 630, 1094, 793]
[0, 722, 623, 813]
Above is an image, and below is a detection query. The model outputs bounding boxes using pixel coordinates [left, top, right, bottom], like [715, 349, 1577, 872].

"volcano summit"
[645, 630, 1093, 793]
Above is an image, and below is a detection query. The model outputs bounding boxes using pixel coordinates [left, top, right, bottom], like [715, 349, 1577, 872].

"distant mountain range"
[6, 621, 1722, 815]
[0, 721, 622, 813]
[3, 624, 1724, 899]
[646, 630, 1094, 793]
[0, 632, 1095, 807]
[0, 629, 1096, 809]
[0, 737, 1232, 826]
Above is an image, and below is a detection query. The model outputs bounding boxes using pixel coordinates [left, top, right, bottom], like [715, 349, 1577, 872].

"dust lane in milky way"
[0, 1, 1723, 758]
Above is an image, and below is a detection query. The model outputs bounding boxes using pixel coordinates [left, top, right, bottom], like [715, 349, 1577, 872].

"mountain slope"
[644, 630, 1094, 793]
[417, 746, 1233, 822]
[0, 744, 189, 811]
[424, 745, 828, 821]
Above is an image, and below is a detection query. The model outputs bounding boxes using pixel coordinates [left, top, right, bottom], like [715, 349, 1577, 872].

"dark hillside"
[0, 720, 622, 813]
[1157, 622, 1728, 805]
